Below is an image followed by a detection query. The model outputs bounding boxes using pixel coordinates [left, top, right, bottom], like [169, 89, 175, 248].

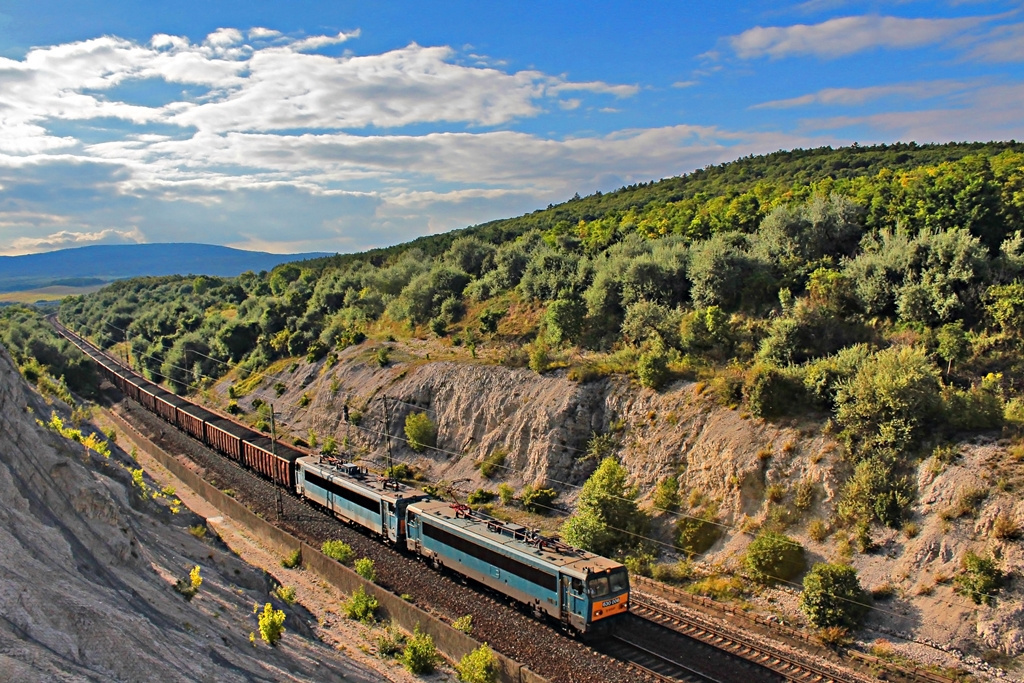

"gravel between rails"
[116, 397, 648, 683]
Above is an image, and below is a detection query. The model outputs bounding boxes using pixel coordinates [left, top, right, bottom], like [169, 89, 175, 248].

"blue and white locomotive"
[295, 454, 630, 633]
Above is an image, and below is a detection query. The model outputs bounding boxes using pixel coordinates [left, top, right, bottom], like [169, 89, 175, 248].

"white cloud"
[204, 28, 244, 49]
[289, 30, 360, 52]
[672, 80, 698, 88]
[753, 79, 975, 109]
[729, 14, 987, 59]
[547, 80, 640, 98]
[967, 21, 1024, 62]
[795, 82, 1024, 141]
[248, 27, 283, 40]
[3, 227, 145, 255]
[0, 31, 639, 144]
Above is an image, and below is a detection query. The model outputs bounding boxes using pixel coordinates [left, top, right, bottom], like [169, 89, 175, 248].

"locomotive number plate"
[601, 597, 621, 608]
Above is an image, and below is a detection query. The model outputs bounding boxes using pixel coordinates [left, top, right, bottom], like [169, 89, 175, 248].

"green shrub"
[800, 563, 869, 630]
[743, 363, 805, 418]
[321, 540, 355, 564]
[401, 626, 439, 674]
[676, 512, 722, 557]
[497, 483, 515, 505]
[354, 557, 377, 582]
[274, 585, 296, 604]
[298, 392, 311, 407]
[281, 547, 302, 568]
[652, 475, 679, 511]
[954, 551, 1001, 606]
[385, 463, 414, 480]
[456, 644, 499, 683]
[321, 436, 338, 456]
[744, 531, 806, 585]
[794, 479, 816, 511]
[623, 552, 654, 577]
[343, 586, 379, 624]
[452, 614, 473, 634]
[651, 560, 693, 584]
[258, 603, 286, 645]
[376, 621, 406, 658]
[520, 485, 558, 514]
[808, 518, 829, 542]
[375, 347, 390, 367]
[479, 449, 507, 478]
[404, 413, 437, 452]
[466, 488, 495, 505]
[189, 524, 207, 539]
[836, 456, 914, 529]
[834, 345, 942, 457]
[636, 347, 669, 390]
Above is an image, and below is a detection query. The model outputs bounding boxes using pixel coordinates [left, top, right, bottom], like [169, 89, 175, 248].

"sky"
[1, 1, 1023, 257]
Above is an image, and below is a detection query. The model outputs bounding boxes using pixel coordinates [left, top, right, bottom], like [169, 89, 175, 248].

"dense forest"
[56, 141, 1024, 535]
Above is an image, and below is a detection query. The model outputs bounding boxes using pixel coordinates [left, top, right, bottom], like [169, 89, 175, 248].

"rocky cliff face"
[0, 344, 382, 682]
[249, 340, 1023, 668]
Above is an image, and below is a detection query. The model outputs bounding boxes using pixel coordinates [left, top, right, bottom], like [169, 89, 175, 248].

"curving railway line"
[53, 319, 955, 683]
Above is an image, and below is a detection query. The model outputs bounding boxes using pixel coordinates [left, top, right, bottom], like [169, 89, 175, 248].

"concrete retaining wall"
[108, 409, 545, 683]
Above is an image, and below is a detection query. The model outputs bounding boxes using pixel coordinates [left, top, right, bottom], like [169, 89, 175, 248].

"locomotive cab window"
[609, 569, 628, 593]
[588, 575, 610, 598]
[570, 578, 584, 594]
[408, 513, 418, 527]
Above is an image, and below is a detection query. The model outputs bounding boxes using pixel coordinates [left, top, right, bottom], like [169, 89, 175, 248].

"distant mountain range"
[0, 243, 332, 292]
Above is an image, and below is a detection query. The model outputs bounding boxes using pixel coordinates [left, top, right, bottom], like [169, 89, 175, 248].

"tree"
[986, 282, 1024, 334]
[544, 298, 586, 345]
[800, 563, 868, 630]
[744, 531, 806, 585]
[404, 412, 437, 452]
[936, 321, 969, 375]
[561, 457, 650, 557]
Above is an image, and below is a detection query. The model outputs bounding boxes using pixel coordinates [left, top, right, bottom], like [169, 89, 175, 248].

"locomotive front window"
[609, 569, 628, 593]
[588, 576, 610, 598]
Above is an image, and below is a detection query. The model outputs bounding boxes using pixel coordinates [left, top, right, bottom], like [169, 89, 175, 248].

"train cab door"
[561, 576, 587, 624]
[385, 501, 398, 542]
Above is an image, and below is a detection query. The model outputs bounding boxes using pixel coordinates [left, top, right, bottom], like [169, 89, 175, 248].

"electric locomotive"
[406, 501, 629, 633]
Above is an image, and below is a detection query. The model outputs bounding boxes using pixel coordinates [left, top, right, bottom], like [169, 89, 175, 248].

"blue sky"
[1, 1, 1023, 256]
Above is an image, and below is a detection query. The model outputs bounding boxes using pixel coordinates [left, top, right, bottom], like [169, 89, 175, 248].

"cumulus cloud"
[728, 14, 987, 59]
[0, 29, 639, 147]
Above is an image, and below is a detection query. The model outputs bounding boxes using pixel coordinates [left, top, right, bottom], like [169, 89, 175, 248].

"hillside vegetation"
[40, 142, 1024, 669]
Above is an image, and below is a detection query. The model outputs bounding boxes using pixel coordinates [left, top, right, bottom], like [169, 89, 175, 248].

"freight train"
[52, 319, 630, 633]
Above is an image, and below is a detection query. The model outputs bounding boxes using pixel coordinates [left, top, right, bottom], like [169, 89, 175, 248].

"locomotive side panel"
[298, 460, 385, 535]
[406, 505, 561, 619]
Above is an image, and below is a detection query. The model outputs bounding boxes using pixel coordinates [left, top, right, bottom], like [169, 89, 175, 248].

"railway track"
[633, 598, 856, 682]
[599, 634, 725, 683]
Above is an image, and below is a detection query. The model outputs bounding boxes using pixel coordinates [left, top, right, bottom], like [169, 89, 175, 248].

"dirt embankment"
[0, 343, 437, 682]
